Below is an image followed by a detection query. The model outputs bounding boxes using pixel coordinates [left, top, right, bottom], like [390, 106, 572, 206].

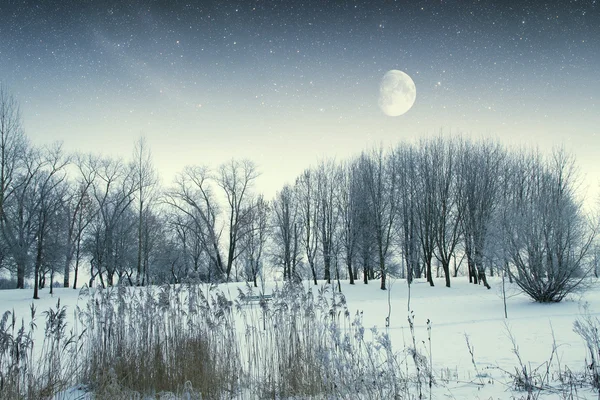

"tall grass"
[17, 280, 600, 398]
[0, 301, 81, 399]
[76, 283, 241, 398]
[236, 282, 421, 399]
[76, 281, 423, 398]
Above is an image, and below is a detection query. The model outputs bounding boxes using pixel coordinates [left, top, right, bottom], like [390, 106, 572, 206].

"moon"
[378, 70, 416, 117]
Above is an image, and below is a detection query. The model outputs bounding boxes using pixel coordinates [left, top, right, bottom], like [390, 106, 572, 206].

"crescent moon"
[378, 70, 416, 117]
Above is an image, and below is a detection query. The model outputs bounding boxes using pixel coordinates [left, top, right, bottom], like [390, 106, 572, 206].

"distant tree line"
[0, 85, 597, 302]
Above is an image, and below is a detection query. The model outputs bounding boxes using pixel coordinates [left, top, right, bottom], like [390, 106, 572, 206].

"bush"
[502, 150, 596, 302]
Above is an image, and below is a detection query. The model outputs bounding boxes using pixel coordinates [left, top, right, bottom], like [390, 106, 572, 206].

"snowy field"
[2, 277, 600, 399]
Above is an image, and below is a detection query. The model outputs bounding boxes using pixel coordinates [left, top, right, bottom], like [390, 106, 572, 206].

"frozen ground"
[2, 276, 599, 399]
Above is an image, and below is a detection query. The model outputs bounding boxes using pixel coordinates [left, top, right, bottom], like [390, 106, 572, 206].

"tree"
[132, 137, 158, 286]
[3, 146, 44, 289]
[395, 144, 421, 283]
[315, 160, 340, 284]
[359, 148, 397, 290]
[83, 155, 136, 287]
[271, 184, 302, 281]
[337, 160, 361, 284]
[63, 154, 96, 289]
[240, 195, 269, 287]
[217, 159, 259, 281]
[165, 166, 224, 281]
[31, 144, 69, 299]
[414, 140, 437, 286]
[165, 160, 260, 283]
[0, 85, 27, 278]
[0, 85, 26, 223]
[354, 158, 377, 284]
[429, 138, 462, 288]
[296, 169, 320, 285]
[501, 148, 596, 302]
[457, 139, 504, 289]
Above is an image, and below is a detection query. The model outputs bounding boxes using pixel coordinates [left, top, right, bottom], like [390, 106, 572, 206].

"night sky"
[1, 0, 599, 200]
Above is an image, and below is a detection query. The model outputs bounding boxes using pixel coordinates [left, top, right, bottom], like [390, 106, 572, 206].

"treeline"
[0, 86, 598, 302]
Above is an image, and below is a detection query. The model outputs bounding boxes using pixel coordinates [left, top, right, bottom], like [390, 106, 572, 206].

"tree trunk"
[477, 266, 491, 289]
[347, 259, 354, 284]
[33, 242, 42, 299]
[415, 261, 422, 279]
[137, 200, 143, 286]
[468, 257, 478, 284]
[17, 262, 25, 289]
[310, 260, 317, 285]
[73, 239, 81, 289]
[443, 261, 451, 288]
[323, 240, 331, 284]
[426, 259, 434, 287]
[50, 268, 54, 295]
[63, 250, 72, 288]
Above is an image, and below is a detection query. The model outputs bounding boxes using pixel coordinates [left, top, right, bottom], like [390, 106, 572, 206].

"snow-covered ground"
[2, 277, 599, 399]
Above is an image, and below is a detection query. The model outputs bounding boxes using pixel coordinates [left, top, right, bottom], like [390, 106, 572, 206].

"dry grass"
[11, 280, 599, 399]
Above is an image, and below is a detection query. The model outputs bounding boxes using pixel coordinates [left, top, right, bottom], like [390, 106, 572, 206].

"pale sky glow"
[2, 1, 598, 203]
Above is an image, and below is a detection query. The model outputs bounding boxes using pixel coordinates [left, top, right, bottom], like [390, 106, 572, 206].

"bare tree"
[31, 144, 69, 299]
[132, 137, 158, 286]
[63, 154, 97, 289]
[359, 148, 398, 290]
[165, 166, 225, 281]
[0, 85, 26, 223]
[429, 138, 462, 288]
[2, 146, 45, 289]
[414, 141, 437, 286]
[316, 160, 340, 284]
[457, 139, 504, 289]
[172, 212, 207, 280]
[240, 195, 269, 287]
[354, 158, 377, 284]
[165, 160, 259, 282]
[395, 144, 421, 283]
[296, 169, 320, 285]
[0, 85, 27, 277]
[337, 160, 361, 284]
[83, 155, 136, 287]
[217, 159, 259, 281]
[271, 184, 303, 281]
[501, 148, 596, 302]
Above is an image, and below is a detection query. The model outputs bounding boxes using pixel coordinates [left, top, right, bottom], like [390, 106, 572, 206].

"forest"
[1, 85, 598, 303]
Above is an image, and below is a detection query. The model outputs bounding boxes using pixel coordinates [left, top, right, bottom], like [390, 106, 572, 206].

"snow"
[2, 277, 599, 399]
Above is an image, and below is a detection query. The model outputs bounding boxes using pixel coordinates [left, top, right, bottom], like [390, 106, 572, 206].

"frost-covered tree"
[456, 139, 504, 289]
[428, 137, 462, 288]
[501, 148, 596, 302]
